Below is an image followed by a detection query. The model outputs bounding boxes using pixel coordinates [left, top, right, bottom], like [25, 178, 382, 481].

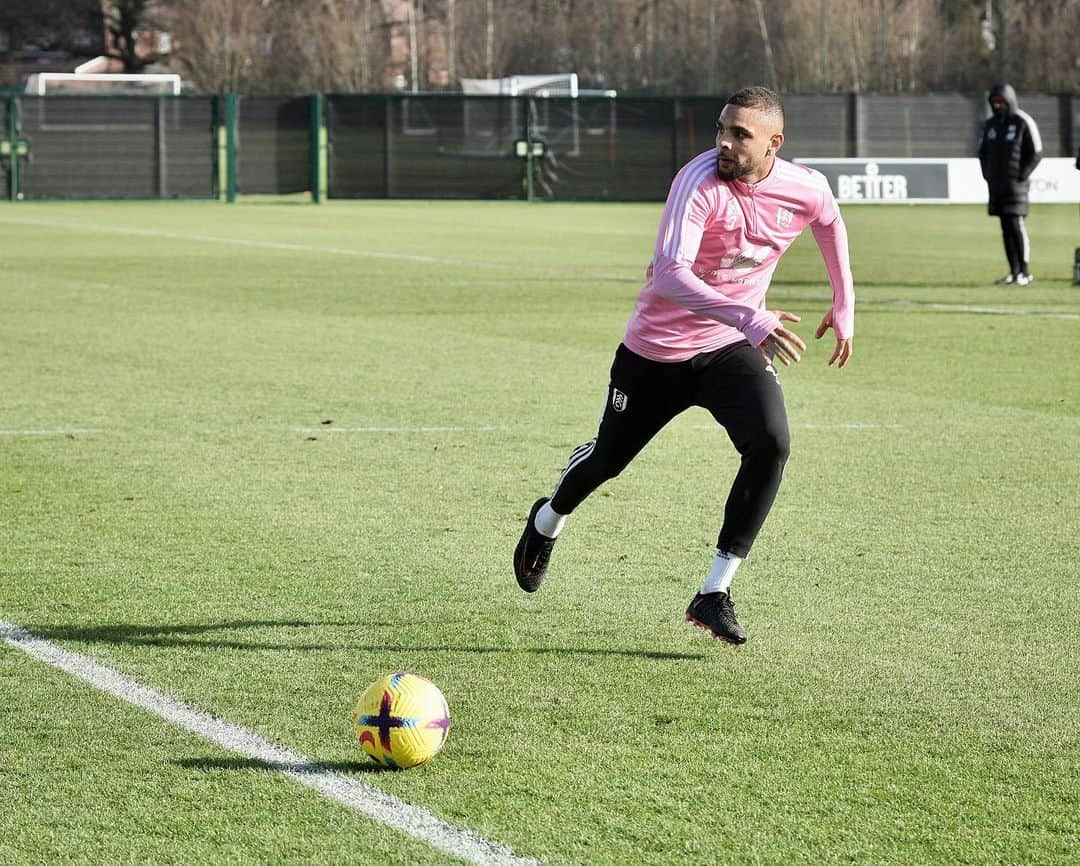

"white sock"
[533, 501, 566, 538]
[700, 550, 743, 595]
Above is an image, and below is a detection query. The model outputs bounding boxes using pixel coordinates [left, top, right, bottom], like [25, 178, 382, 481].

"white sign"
[948, 158, 1080, 204]
[796, 157, 1080, 204]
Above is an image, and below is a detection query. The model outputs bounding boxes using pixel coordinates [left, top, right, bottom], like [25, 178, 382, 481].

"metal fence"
[1, 91, 1075, 202]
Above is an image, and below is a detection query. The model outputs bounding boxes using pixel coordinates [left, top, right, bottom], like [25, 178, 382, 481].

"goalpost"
[459, 73, 583, 157]
[25, 73, 182, 96]
[22, 72, 184, 135]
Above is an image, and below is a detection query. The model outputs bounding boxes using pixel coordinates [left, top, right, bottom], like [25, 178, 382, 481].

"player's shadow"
[26, 620, 706, 661]
[174, 756, 396, 775]
[25, 620, 382, 653]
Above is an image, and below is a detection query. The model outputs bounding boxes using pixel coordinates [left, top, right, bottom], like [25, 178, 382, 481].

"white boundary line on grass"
[881, 300, 1080, 320]
[0, 429, 103, 436]
[0, 217, 510, 270]
[0, 620, 537, 866]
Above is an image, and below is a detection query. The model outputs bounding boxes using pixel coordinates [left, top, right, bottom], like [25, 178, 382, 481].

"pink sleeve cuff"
[743, 310, 782, 347]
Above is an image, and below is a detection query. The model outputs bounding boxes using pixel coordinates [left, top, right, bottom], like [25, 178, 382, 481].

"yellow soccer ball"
[353, 672, 451, 769]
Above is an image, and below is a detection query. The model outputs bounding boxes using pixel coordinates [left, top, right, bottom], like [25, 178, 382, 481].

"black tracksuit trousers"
[999, 214, 1030, 276]
[549, 341, 790, 558]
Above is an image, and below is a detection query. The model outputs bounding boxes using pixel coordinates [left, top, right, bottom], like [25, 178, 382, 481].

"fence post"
[524, 96, 534, 202]
[672, 98, 681, 178]
[846, 92, 860, 158]
[225, 93, 237, 202]
[310, 93, 327, 203]
[1059, 93, 1074, 157]
[154, 96, 167, 198]
[384, 95, 392, 198]
[216, 94, 237, 202]
[5, 95, 20, 201]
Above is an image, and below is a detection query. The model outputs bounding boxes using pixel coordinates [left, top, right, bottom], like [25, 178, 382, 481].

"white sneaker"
[1015, 273, 1034, 286]
[995, 274, 1016, 285]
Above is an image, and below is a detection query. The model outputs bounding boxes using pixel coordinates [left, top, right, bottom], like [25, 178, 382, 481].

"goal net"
[459, 74, 582, 158]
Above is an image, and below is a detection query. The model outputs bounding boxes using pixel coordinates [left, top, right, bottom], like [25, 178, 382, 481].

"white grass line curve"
[771, 288, 1080, 321]
[0, 217, 512, 271]
[0, 428, 104, 436]
[882, 300, 1080, 321]
[294, 426, 505, 434]
[0, 620, 537, 866]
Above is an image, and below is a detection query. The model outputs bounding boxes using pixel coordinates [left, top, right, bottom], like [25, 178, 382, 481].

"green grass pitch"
[0, 198, 1077, 865]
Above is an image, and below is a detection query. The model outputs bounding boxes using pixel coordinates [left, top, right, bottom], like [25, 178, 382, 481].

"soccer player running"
[513, 86, 855, 645]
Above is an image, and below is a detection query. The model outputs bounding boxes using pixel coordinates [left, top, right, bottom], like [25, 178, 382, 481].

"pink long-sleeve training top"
[624, 149, 855, 362]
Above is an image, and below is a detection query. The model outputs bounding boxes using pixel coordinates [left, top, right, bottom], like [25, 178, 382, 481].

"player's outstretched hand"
[814, 311, 853, 368]
[761, 310, 805, 366]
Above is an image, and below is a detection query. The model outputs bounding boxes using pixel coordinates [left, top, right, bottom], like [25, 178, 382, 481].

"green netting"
[2, 92, 1074, 202]
[1015, 93, 1065, 157]
[235, 96, 311, 195]
[529, 97, 675, 201]
[18, 96, 216, 199]
[326, 95, 388, 198]
[780, 94, 852, 159]
[856, 93, 982, 158]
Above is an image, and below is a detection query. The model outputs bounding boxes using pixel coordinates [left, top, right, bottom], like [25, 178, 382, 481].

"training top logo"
[776, 207, 795, 228]
[719, 245, 771, 270]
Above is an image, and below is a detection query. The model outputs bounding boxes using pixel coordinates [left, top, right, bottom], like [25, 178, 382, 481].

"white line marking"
[795, 423, 904, 430]
[882, 300, 1080, 320]
[690, 423, 903, 431]
[0, 217, 636, 282]
[294, 426, 504, 434]
[0, 620, 536, 866]
[0, 217, 509, 270]
[770, 288, 1080, 321]
[0, 429, 103, 436]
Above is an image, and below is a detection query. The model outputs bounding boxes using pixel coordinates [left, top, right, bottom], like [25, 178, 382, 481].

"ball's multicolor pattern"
[353, 672, 451, 769]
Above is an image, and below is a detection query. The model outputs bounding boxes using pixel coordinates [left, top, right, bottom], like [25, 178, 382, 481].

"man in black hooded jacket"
[977, 83, 1043, 286]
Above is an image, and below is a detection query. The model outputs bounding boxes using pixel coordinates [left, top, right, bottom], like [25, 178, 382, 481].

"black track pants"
[999, 214, 1029, 275]
[549, 342, 790, 558]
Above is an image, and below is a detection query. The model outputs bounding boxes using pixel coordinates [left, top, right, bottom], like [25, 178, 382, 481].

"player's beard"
[716, 152, 755, 181]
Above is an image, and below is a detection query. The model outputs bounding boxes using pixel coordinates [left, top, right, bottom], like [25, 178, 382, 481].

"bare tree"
[103, 1, 169, 72]
[109, 0, 1080, 94]
[165, 0, 272, 93]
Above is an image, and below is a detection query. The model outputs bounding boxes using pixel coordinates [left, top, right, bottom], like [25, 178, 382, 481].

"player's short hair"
[723, 86, 784, 127]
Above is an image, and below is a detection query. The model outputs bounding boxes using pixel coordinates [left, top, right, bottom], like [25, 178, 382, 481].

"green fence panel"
[235, 95, 311, 195]
[0, 91, 1073, 202]
[17, 95, 216, 200]
[326, 94, 389, 198]
[386, 95, 524, 199]
[527, 97, 675, 201]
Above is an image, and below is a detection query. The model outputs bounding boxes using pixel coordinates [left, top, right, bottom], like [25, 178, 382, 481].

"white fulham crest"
[611, 388, 629, 412]
[776, 206, 795, 228]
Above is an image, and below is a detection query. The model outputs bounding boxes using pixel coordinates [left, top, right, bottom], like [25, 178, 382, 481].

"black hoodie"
[977, 83, 1043, 216]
